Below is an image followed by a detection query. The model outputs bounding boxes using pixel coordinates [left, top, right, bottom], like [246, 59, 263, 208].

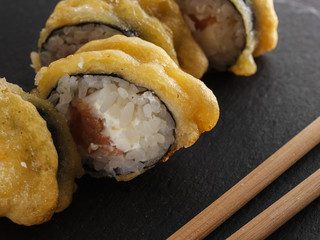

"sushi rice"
[40, 24, 125, 66]
[48, 74, 175, 177]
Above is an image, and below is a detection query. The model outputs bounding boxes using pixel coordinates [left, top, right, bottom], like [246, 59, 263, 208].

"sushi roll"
[176, 0, 278, 75]
[31, 0, 208, 79]
[34, 35, 220, 181]
[0, 79, 83, 225]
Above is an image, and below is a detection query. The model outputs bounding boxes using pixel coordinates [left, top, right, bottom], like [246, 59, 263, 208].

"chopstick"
[227, 168, 320, 240]
[168, 117, 320, 240]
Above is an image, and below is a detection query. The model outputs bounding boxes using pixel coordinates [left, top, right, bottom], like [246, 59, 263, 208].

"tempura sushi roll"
[32, 0, 208, 79]
[0, 79, 83, 225]
[176, 0, 278, 75]
[34, 35, 219, 181]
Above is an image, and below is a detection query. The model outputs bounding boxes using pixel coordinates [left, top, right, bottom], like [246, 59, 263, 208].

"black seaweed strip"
[227, 0, 250, 66]
[35, 106, 63, 180]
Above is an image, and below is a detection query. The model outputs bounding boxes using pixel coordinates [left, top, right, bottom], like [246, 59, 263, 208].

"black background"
[0, 0, 319, 239]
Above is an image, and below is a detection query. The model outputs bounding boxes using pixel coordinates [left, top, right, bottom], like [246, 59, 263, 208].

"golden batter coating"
[35, 0, 208, 78]
[252, 0, 278, 57]
[0, 79, 58, 226]
[0, 79, 83, 224]
[35, 35, 219, 161]
[230, 0, 278, 76]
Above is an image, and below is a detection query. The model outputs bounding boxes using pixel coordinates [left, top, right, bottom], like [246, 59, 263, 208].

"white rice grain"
[41, 23, 124, 66]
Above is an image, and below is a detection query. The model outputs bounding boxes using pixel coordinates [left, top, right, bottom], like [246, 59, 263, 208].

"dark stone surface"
[0, 0, 319, 239]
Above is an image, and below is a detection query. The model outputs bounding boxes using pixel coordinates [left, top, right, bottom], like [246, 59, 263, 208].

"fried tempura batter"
[0, 80, 58, 226]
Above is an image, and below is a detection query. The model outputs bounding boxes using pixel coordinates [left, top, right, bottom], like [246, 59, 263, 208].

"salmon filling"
[70, 102, 124, 156]
[48, 74, 175, 177]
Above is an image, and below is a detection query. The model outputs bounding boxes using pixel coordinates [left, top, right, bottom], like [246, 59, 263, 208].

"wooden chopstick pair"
[168, 117, 320, 240]
[227, 168, 320, 239]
